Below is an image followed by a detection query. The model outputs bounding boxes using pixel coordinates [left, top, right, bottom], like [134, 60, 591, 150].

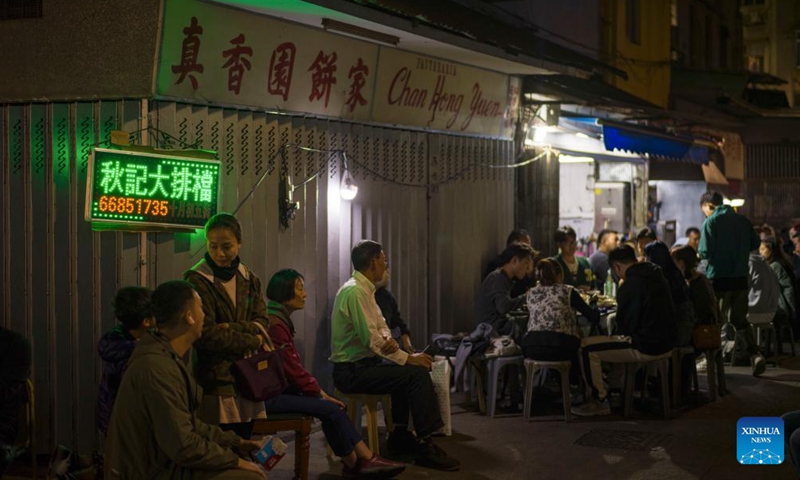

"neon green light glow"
[87, 148, 221, 229]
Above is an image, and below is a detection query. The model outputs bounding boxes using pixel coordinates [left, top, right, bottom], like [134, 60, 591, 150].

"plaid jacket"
[185, 260, 269, 396]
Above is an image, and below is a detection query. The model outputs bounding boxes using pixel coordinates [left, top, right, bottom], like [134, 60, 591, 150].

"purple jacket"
[97, 325, 137, 436]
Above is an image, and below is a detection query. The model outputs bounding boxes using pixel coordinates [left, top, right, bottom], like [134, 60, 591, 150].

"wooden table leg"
[293, 417, 311, 480]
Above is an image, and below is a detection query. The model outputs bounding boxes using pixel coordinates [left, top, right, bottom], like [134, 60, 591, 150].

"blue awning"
[601, 121, 709, 165]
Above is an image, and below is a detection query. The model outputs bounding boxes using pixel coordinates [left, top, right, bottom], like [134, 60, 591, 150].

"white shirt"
[329, 271, 409, 365]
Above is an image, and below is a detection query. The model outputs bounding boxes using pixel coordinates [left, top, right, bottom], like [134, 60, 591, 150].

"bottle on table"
[604, 269, 616, 298]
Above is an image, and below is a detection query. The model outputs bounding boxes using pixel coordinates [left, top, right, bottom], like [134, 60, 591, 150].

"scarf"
[204, 253, 240, 281]
[267, 300, 296, 336]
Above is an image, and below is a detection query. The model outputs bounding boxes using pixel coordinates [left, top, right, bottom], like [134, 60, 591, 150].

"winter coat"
[96, 325, 137, 436]
[0, 327, 31, 445]
[748, 253, 780, 315]
[104, 331, 242, 480]
[699, 205, 760, 282]
[266, 301, 321, 397]
[770, 261, 797, 321]
[185, 259, 268, 397]
[616, 262, 677, 355]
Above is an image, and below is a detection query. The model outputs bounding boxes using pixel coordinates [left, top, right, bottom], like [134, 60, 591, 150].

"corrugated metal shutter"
[1, 99, 515, 453]
[745, 144, 800, 179]
[1, 100, 144, 454]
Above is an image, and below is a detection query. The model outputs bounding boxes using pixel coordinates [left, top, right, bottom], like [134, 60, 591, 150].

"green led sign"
[85, 148, 221, 229]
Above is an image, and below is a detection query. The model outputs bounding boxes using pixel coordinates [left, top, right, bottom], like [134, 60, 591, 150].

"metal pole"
[139, 99, 149, 286]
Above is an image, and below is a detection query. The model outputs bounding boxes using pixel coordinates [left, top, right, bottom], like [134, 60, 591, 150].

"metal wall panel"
[0, 100, 143, 454]
[746, 143, 800, 179]
[1, 99, 515, 452]
[517, 149, 560, 256]
[742, 143, 800, 227]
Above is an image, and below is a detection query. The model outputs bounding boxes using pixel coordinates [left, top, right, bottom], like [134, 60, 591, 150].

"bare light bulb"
[340, 171, 358, 200]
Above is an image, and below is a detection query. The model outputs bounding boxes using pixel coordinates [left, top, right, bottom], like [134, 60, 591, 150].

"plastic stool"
[700, 348, 725, 401]
[775, 321, 797, 357]
[622, 356, 671, 419]
[327, 390, 393, 456]
[754, 322, 779, 365]
[523, 359, 571, 422]
[671, 346, 698, 408]
[475, 355, 525, 418]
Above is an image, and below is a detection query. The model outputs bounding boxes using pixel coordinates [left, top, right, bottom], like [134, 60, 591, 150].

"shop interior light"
[559, 155, 594, 164]
[595, 181, 627, 188]
[533, 128, 547, 143]
[575, 132, 590, 139]
[724, 198, 745, 207]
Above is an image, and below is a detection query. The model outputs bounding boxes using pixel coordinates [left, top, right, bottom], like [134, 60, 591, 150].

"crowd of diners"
[475, 191, 799, 427]
[2, 189, 800, 478]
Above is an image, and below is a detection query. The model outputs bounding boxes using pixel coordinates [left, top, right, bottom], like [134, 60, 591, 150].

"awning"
[648, 160, 727, 185]
[601, 120, 708, 164]
[523, 75, 657, 109]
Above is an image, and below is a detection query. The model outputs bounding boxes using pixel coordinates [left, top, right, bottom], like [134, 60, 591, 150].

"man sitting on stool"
[572, 245, 677, 417]
[330, 240, 460, 472]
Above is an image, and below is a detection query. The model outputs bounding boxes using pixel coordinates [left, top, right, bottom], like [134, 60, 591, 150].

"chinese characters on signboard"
[85, 148, 220, 229]
[157, 0, 515, 137]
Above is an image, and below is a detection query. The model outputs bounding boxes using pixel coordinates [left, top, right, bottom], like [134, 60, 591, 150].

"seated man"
[589, 229, 618, 290]
[104, 280, 265, 480]
[572, 245, 677, 417]
[374, 268, 415, 352]
[686, 227, 701, 251]
[476, 243, 536, 337]
[483, 228, 535, 298]
[0, 326, 31, 476]
[635, 227, 657, 260]
[330, 240, 459, 472]
[97, 286, 155, 437]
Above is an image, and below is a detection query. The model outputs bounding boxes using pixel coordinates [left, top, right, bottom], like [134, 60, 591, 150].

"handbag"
[692, 323, 721, 350]
[230, 322, 288, 402]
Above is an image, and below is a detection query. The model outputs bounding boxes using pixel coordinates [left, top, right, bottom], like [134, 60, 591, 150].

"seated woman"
[671, 246, 719, 328]
[645, 241, 696, 347]
[760, 237, 797, 334]
[522, 259, 599, 387]
[264, 269, 405, 479]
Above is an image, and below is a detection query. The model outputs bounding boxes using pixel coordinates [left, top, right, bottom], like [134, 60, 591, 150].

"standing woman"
[264, 269, 405, 478]
[552, 226, 594, 291]
[185, 213, 269, 429]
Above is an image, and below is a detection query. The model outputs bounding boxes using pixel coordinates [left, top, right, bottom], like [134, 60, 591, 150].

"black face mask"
[204, 252, 240, 281]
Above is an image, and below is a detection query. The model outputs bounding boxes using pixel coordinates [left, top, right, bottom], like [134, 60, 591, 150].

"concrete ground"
[6, 355, 799, 479]
[268, 355, 800, 480]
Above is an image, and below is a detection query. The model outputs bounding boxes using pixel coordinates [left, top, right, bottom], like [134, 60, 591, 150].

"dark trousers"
[332, 358, 443, 439]
[522, 331, 582, 385]
[717, 288, 760, 356]
[263, 394, 361, 457]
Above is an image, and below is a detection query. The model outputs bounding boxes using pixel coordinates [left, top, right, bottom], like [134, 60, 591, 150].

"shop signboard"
[85, 148, 220, 230]
[157, 0, 514, 138]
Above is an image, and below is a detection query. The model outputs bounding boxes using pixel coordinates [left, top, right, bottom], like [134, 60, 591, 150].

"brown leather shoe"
[342, 454, 406, 478]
